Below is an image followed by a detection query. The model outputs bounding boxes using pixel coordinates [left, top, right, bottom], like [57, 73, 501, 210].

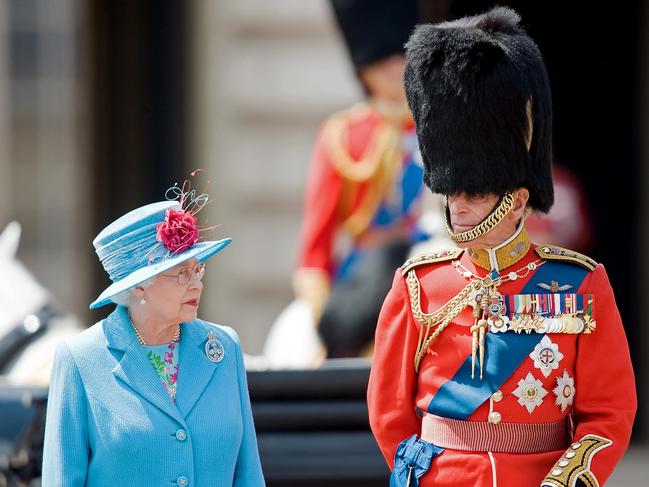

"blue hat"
[90, 200, 231, 309]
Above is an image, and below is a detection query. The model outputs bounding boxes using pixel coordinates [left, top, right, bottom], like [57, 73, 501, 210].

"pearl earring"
[140, 298, 146, 305]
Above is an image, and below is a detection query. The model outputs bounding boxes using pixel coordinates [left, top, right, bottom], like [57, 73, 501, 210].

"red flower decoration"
[156, 209, 199, 254]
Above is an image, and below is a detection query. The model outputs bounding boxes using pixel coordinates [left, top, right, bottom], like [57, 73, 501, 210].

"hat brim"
[89, 238, 232, 309]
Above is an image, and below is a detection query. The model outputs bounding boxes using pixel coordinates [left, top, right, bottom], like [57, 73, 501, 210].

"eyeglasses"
[159, 262, 206, 286]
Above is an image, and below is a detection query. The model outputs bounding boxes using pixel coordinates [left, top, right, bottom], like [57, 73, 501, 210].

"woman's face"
[141, 258, 204, 325]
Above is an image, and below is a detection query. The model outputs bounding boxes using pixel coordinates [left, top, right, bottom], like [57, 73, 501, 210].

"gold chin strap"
[445, 192, 516, 243]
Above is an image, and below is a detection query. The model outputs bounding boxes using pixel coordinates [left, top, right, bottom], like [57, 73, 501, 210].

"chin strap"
[444, 192, 516, 244]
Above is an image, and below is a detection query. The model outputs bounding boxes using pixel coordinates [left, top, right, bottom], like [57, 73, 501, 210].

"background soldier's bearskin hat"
[404, 7, 554, 213]
[330, 0, 419, 70]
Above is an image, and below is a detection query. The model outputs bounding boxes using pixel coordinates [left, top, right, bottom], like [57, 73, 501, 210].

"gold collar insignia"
[467, 222, 531, 272]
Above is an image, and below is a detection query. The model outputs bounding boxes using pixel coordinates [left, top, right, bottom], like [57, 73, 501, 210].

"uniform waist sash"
[421, 413, 571, 453]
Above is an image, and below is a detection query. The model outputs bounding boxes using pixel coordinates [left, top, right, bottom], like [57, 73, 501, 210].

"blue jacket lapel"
[175, 321, 220, 419]
[104, 306, 185, 425]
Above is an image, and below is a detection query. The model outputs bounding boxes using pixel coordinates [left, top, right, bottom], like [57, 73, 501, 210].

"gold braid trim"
[326, 112, 399, 183]
[401, 249, 464, 275]
[406, 269, 478, 372]
[341, 128, 401, 237]
[445, 192, 515, 243]
[467, 224, 530, 271]
[540, 435, 613, 487]
[325, 109, 403, 237]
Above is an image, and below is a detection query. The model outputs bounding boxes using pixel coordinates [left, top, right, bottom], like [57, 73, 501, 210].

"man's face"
[447, 192, 501, 235]
[358, 54, 406, 103]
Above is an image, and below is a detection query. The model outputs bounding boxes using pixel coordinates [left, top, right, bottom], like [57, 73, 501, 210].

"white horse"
[0, 222, 82, 385]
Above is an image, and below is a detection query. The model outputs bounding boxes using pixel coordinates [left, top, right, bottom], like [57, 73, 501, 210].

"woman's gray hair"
[111, 277, 155, 307]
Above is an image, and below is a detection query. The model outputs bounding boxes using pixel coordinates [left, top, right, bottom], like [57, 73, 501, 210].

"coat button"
[491, 390, 503, 402]
[175, 429, 187, 441]
[177, 476, 188, 486]
[488, 411, 502, 424]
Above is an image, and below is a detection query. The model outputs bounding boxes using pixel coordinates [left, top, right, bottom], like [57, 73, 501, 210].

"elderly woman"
[42, 191, 265, 486]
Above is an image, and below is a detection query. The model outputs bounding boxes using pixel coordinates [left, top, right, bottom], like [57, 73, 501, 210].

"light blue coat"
[42, 305, 265, 486]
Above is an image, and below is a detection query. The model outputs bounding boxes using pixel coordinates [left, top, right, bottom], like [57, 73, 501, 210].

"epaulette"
[535, 245, 597, 271]
[401, 249, 464, 275]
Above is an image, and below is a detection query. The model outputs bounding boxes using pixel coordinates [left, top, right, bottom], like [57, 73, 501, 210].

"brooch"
[205, 331, 225, 363]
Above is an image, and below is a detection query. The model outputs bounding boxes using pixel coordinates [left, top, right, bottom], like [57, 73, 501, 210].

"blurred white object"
[262, 298, 324, 369]
[0, 222, 82, 386]
[408, 192, 455, 257]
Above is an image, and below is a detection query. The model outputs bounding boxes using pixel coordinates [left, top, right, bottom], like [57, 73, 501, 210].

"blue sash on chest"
[390, 260, 589, 487]
[427, 261, 588, 418]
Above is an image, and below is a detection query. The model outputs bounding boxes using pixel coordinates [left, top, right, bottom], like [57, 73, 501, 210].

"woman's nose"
[189, 279, 203, 291]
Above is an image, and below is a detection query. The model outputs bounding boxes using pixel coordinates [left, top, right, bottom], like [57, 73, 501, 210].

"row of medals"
[454, 260, 588, 379]
[470, 286, 587, 335]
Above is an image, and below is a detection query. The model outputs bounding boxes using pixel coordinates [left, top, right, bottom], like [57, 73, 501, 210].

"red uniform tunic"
[368, 231, 636, 486]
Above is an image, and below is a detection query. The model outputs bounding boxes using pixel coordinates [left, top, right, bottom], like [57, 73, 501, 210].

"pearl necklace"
[129, 315, 181, 346]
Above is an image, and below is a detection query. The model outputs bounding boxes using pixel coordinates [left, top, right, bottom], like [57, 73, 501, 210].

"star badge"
[553, 370, 575, 413]
[530, 335, 564, 378]
[513, 372, 548, 414]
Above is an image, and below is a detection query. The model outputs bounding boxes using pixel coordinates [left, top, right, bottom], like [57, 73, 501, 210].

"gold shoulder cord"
[406, 269, 479, 372]
[401, 249, 464, 274]
[445, 192, 515, 243]
[326, 111, 402, 237]
[342, 129, 401, 237]
[406, 255, 545, 375]
[326, 113, 399, 183]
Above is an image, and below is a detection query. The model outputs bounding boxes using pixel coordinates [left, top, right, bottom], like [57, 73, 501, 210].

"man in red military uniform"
[367, 7, 636, 487]
[294, 0, 430, 358]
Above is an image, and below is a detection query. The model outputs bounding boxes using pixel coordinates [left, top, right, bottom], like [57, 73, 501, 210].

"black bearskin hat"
[404, 7, 554, 213]
[330, 0, 419, 70]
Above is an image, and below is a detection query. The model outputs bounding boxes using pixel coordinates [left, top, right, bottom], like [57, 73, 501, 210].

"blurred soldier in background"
[292, 0, 429, 360]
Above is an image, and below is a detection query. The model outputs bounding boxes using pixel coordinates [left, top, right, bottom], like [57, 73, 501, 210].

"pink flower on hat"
[156, 209, 199, 254]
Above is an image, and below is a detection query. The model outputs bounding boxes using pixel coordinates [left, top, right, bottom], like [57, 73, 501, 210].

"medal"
[486, 293, 509, 333]
[205, 331, 225, 363]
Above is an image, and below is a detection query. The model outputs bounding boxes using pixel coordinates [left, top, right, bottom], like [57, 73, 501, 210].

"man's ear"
[512, 188, 530, 218]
